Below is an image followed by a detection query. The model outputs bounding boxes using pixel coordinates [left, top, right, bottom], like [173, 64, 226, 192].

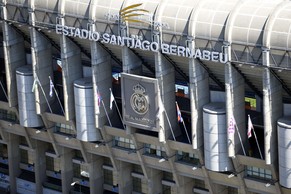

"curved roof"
[7, 0, 291, 51]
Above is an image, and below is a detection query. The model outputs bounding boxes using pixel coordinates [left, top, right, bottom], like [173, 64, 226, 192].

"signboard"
[121, 73, 159, 131]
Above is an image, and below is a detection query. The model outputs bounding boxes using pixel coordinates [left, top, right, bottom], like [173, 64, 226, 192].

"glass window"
[144, 144, 166, 158]
[113, 136, 135, 150]
[46, 156, 60, 172]
[55, 123, 74, 135]
[103, 169, 113, 185]
[162, 185, 171, 194]
[177, 151, 200, 165]
[132, 177, 142, 193]
[132, 164, 143, 174]
[0, 109, 18, 122]
[246, 166, 272, 181]
[163, 171, 173, 181]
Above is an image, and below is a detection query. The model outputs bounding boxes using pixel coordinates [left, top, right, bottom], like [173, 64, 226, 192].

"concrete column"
[1, 6, 26, 107]
[90, 24, 112, 130]
[147, 168, 162, 194]
[171, 176, 194, 194]
[189, 57, 210, 149]
[212, 183, 228, 194]
[59, 18, 82, 121]
[29, 12, 54, 114]
[88, 155, 103, 194]
[263, 50, 282, 165]
[117, 161, 132, 194]
[34, 141, 47, 194]
[7, 133, 21, 194]
[224, 43, 245, 157]
[60, 147, 73, 193]
[225, 62, 246, 157]
[155, 51, 178, 142]
[120, 25, 142, 76]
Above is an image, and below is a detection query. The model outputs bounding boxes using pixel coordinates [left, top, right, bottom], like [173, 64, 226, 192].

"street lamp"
[71, 181, 81, 193]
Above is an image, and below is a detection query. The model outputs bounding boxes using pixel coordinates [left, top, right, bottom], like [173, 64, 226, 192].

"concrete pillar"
[147, 168, 162, 194]
[1, 6, 26, 107]
[29, 12, 54, 114]
[155, 51, 178, 142]
[7, 133, 21, 194]
[117, 161, 132, 194]
[189, 57, 210, 149]
[224, 44, 245, 157]
[225, 62, 246, 157]
[263, 50, 282, 165]
[88, 155, 103, 194]
[172, 176, 194, 194]
[60, 147, 73, 193]
[34, 141, 47, 194]
[59, 18, 83, 121]
[212, 183, 228, 194]
[90, 24, 112, 130]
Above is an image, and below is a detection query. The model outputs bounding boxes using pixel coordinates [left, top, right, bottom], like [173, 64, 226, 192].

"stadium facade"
[0, 0, 290, 193]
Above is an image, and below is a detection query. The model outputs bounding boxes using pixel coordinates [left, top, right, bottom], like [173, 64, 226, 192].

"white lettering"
[74, 28, 81, 38]
[134, 39, 142, 50]
[55, 25, 226, 63]
[195, 49, 202, 59]
[56, 24, 62, 34]
[102, 33, 110, 44]
[81, 29, 88, 39]
[109, 35, 117, 45]
[211, 52, 219, 62]
[177, 46, 185, 57]
[202, 50, 211, 61]
[161, 44, 170, 54]
[150, 42, 159, 52]
[142, 40, 150, 51]
[169, 45, 177, 55]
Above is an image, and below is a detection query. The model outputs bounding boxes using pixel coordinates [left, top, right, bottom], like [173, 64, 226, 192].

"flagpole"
[49, 76, 65, 116]
[0, 80, 8, 101]
[234, 124, 246, 156]
[34, 76, 53, 114]
[109, 88, 126, 130]
[248, 115, 263, 159]
[101, 99, 112, 127]
[175, 102, 191, 144]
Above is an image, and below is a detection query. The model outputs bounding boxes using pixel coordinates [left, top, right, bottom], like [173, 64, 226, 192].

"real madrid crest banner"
[121, 73, 160, 131]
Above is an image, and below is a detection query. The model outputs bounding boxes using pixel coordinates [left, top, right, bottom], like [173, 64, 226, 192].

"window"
[132, 177, 142, 193]
[132, 164, 143, 174]
[55, 123, 74, 135]
[228, 186, 238, 194]
[113, 136, 135, 150]
[103, 169, 113, 185]
[246, 166, 272, 181]
[163, 172, 173, 182]
[0, 109, 18, 122]
[73, 163, 89, 179]
[162, 185, 171, 194]
[144, 144, 166, 158]
[177, 151, 200, 165]
[46, 156, 60, 172]
[20, 148, 34, 165]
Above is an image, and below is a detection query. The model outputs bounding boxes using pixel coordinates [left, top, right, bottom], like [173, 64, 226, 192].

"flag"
[32, 78, 38, 92]
[247, 115, 253, 138]
[176, 102, 183, 122]
[49, 77, 54, 97]
[228, 115, 236, 134]
[110, 89, 114, 110]
[97, 92, 101, 107]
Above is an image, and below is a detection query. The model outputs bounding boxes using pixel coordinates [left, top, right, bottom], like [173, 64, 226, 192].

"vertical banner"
[121, 73, 159, 131]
